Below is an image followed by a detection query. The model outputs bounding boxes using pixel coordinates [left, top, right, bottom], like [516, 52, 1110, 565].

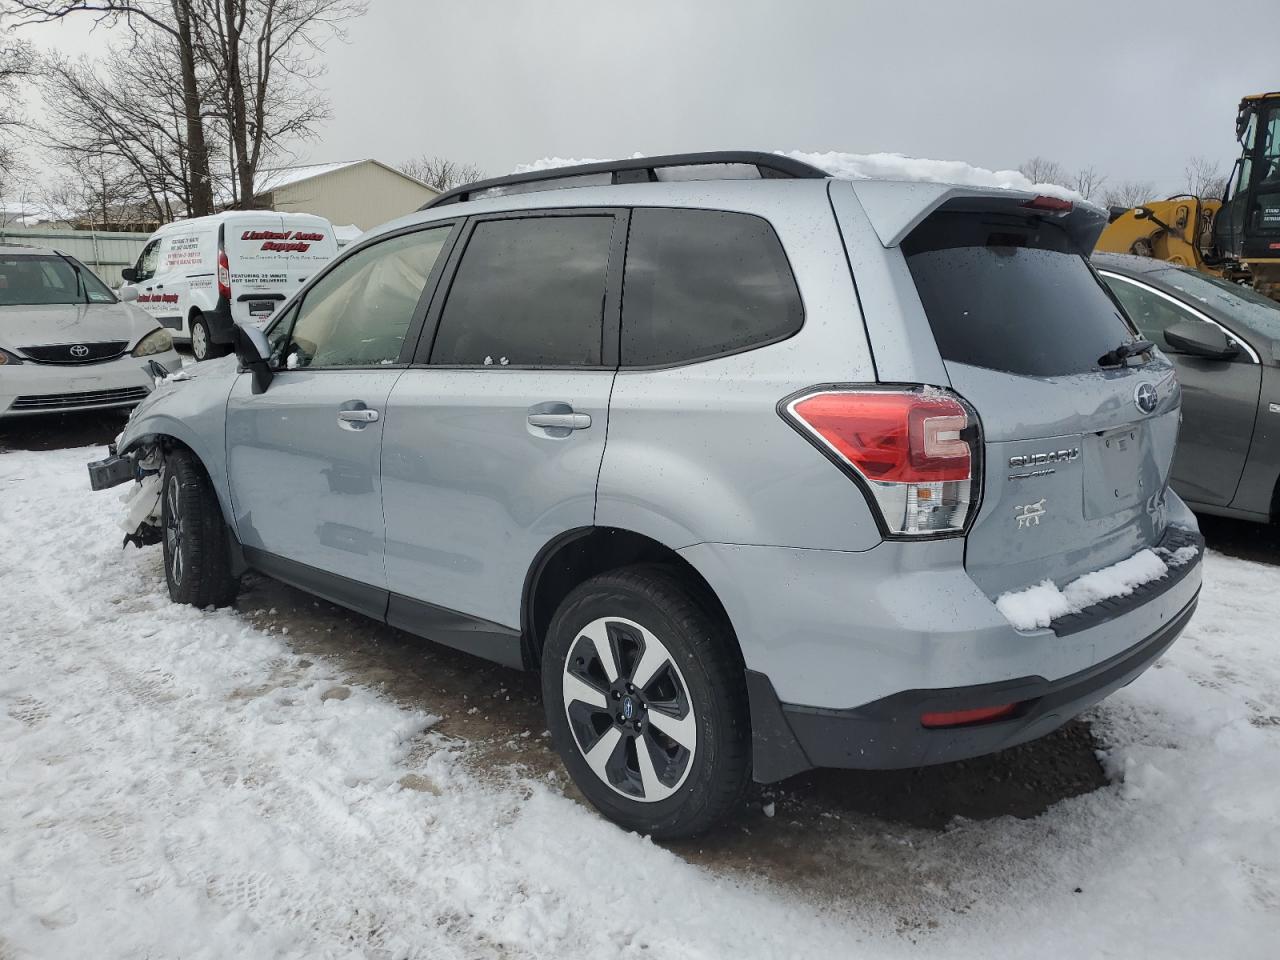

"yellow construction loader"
[1095, 91, 1280, 298]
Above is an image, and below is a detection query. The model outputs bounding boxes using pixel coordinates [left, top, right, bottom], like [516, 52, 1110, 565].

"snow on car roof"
[517, 150, 1085, 203]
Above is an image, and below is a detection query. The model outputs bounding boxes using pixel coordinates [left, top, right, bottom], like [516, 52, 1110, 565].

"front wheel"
[542, 565, 750, 838]
[189, 312, 228, 362]
[161, 449, 240, 607]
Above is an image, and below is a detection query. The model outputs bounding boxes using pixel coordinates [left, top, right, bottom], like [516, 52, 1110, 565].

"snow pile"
[997, 543, 1199, 630]
[2, 448, 1277, 958]
[516, 151, 1085, 203]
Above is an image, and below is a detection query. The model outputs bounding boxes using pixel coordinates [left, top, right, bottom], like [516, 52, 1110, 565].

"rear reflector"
[1022, 195, 1074, 214]
[781, 388, 980, 537]
[920, 703, 1017, 728]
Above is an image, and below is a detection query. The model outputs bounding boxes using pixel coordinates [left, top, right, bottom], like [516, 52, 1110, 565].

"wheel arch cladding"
[522, 526, 743, 673]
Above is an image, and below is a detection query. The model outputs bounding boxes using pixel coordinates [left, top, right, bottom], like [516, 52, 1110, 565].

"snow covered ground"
[2, 445, 1278, 959]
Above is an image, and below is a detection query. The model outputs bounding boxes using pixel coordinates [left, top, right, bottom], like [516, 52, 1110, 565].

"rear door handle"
[527, 412, 591, 430]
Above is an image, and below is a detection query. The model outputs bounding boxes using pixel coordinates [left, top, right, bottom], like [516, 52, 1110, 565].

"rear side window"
[430, 216, 615, 367]
[622, 208, 803, 366]
[902, 211, 1135, 377]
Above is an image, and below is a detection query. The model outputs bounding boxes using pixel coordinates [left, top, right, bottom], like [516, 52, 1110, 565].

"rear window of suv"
[902, 210, 1135, 378]
[622, 208, 803, 366]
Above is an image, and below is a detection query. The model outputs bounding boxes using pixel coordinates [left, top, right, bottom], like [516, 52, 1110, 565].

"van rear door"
[224, 213, 337, 330]
[898, 198, 1182, 600]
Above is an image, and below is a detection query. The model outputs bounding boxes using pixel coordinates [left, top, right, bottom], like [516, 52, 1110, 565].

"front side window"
[137, 240, 161, 281]
[621, 208, 803, 366]
[429, 215, 615, 367]
[0, 254, 115, 307]
[1101, 275, 1204, 350]
[274, 226, 452, 369]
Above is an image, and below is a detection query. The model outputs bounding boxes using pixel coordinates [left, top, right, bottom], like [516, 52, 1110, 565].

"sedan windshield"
[0, 254, 117, 307]
[1156, 266, 1280, 345]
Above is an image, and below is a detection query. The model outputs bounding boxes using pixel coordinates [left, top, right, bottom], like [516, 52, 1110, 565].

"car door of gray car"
[379, 210, 626, 665]
[1101, 271, 1262, 507]
[224, 226, 458, 615]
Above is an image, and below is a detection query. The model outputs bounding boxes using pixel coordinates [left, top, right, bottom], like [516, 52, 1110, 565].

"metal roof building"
[250, 159, 440, 231]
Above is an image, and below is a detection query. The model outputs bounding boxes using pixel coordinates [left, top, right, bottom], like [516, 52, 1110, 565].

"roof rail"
[419, 151, 830, 210]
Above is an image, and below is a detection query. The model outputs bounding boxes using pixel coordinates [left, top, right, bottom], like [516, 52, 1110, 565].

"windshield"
[1156, 267, 1280, 345]
[0, 254, 117, 307]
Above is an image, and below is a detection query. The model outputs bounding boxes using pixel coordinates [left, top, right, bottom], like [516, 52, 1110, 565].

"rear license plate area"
[1082, 426, 1154, 519]
[248, 301, 275, 316]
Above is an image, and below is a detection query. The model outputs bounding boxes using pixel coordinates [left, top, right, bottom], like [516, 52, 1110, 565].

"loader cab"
[1216, 95, 1280, 282]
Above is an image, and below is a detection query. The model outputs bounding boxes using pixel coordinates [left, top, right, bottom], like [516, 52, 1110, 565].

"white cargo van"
[121, 211, 338, 360]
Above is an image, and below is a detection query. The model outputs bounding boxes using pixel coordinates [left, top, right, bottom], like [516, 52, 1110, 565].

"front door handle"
[527, 412, 591, 430]
[337, 401, 379, 431]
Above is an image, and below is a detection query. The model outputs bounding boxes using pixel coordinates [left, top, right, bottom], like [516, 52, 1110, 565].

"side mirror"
[118, 286, 139, 302]
[233, 323, 274, 394]
[1163, 320, 1241, 361]
[121, 267, 138, 283]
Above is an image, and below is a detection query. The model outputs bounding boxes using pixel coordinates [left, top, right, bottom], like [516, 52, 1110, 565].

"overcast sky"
[14, 0, 1280, 192]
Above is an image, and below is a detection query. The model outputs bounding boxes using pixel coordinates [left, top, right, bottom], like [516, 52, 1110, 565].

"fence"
[0, 227, 149, 286]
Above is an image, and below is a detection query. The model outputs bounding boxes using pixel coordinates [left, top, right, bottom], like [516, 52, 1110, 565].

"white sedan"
[0, 246, 182, 417]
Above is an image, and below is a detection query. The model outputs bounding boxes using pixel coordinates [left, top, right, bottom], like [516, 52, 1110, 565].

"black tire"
[542, 564, 750, 838]
[189, 312, 228, 361]
[161, 448, 240, 608]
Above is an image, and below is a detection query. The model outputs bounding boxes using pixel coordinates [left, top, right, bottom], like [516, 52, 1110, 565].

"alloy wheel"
[561, 616, 697, 803]
[164, 474, 184, 585]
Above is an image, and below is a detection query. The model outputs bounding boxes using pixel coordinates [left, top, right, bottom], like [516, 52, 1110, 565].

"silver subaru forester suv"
[89, 152, 1204, 837]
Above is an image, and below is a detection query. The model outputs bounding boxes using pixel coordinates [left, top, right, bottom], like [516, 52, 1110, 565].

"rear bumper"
[0, 350, 180, 417]
[680, 496, 1204, 783]
[747, 589, 1197, 780]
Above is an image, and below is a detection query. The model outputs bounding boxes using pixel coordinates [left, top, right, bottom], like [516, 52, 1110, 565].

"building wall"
[269, 161, 438, 231]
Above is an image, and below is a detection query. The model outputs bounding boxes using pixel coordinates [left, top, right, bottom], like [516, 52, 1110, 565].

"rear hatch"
[224, 213, 337, 329]
[899, 198, 1180, 599]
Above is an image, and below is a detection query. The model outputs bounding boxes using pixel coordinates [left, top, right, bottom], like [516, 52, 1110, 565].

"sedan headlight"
[132, 328, 173, 358]
[0, 347, 23, 365]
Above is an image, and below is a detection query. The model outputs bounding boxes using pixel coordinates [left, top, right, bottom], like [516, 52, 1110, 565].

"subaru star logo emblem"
[69, 344, 90, 359]
[621, 697, 636, 721]
[1134, 382, 1159, 415]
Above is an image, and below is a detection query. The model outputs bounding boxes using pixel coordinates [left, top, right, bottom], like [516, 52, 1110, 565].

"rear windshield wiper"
[1098, 338, 1155, 368]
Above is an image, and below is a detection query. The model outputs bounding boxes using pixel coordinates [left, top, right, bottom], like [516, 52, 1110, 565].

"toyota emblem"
[69, 344, 90, 359]
[1134, 382, 1159, 415]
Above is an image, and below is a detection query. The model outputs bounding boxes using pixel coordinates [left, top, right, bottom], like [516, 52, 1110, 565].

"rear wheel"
[161, 448, 239, 607]
[541, 565, 750, 838]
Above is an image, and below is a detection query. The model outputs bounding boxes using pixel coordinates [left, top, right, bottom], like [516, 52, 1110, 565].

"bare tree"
[0, 34, 35, 175]
[1102, 180, 1157, 210]
[5, 0, 218, 214]
[1071, 165, 1106, 201]
[39, 43, 201, 222]
[197, 0, 366, 208]
[399, 154, 485, 192]
[1018, 156, 1069, 188]
[1184, 155, 1229, 200]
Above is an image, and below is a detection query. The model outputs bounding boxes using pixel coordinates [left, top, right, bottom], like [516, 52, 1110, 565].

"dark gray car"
[1094, 252, 1280, 523]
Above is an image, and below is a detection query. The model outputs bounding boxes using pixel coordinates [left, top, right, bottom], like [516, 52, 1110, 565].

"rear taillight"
[217, 248, 231, 300]
[781, 387, 980, 537]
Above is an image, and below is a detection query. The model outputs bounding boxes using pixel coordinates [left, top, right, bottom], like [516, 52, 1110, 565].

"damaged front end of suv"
[86, 355, 239, 550]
